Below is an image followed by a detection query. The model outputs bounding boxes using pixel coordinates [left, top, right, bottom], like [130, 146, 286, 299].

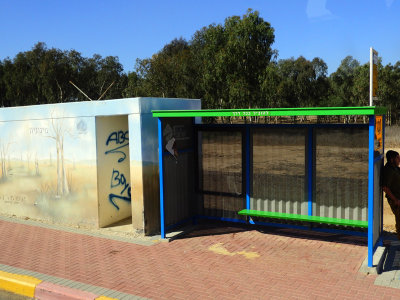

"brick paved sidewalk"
[1, 217, 399, 300]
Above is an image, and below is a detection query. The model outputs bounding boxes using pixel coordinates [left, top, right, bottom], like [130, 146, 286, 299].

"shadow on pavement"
[172, 219, 368, 247]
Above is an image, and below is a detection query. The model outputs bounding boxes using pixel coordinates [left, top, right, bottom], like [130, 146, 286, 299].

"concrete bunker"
[0, 97, 200, 235]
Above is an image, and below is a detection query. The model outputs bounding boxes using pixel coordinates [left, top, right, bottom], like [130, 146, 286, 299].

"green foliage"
[0, 42, 126, 106]
[1, 8, 400, 123]
[191, 9, 276, 109]
[260, 56, 329, 108]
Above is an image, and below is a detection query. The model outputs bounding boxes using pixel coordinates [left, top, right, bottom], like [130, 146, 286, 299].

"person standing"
[382, 150, 400, 240]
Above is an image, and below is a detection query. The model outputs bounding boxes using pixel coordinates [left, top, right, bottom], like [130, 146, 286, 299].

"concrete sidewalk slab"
[359, 246, 388, 275]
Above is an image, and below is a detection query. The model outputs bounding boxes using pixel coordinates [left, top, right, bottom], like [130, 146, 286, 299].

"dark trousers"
[388, 198, 400, 240]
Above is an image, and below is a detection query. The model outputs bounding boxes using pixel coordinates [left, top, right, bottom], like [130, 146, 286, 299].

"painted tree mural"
[46, 113, 70, 196]
[0, 138, 12, 180]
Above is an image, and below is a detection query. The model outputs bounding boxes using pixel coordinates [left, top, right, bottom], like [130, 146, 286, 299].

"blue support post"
[246, 127, 250, 210]
[158, 117, 166, 239]
[368, 115, 375, 267]
[308, 128, 313, 216]
[380, 115, 385, 243]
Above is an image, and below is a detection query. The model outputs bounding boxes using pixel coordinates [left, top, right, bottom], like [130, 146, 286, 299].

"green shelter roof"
[152, 106, 387, 118]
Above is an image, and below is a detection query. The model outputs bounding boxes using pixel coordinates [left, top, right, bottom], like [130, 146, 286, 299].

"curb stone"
[0, 270, 119, 300]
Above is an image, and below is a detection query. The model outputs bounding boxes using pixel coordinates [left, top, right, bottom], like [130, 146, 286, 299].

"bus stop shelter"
[153, 106, 386, 267]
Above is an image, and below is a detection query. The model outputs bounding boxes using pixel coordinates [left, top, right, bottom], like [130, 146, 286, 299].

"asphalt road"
[0, 290, 33, 300]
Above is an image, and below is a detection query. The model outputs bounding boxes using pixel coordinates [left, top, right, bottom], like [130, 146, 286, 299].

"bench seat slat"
[238, 209, 368, 228]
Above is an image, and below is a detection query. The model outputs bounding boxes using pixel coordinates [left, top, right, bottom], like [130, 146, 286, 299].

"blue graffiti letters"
[106, 130, 129, 145]
[105, 128, 131, 210]
[105, 131, 129, 162]
[108, 194, 131, 210]
[111, 169, 130, 195]
[105, 144, 128, 163]
[109, 168, 131, 210]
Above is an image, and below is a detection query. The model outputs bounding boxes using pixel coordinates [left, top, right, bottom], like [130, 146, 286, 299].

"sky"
[0, 0, 399, 75]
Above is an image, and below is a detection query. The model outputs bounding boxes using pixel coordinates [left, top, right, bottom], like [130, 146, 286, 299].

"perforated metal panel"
[197, 129, 245, 220]
[314, 127, 369, 221]
[251, 128, 307, 215]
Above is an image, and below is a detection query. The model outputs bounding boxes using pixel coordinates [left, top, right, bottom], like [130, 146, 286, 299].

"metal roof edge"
[152, 106, 387, 118]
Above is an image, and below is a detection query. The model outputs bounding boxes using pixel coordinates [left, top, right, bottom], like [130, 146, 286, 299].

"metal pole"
[369, 47, 373, 106]
[367, 115, 374, 267]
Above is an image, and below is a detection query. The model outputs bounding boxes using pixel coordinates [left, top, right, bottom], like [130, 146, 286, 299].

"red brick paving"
[1, 219, 399, 299]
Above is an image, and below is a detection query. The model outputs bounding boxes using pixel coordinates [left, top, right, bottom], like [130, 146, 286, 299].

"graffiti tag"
[109, 169, 131, 210]
[105, 129, 131, 210]
[105, 130, 129, 162]
[111, 169, 130, 195]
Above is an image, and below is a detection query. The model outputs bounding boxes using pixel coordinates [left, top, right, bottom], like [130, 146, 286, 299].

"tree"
[123, 71, 144, 98]
[0, 61, 5, 107]
[0, 42, 127, 106]
[260, 56, 329, 108]
[352, 63, 369, 106]
[378, 62, 400, 124]
[191, 9, 276, 109]
[329, 56, 360, 106]
[130, 38, 199, 99]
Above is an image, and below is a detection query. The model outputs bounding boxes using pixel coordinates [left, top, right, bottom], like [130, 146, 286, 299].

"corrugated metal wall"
[197, 129, 245, 220]
[251, 128, 308, 215]
[314, 127, 369, 221]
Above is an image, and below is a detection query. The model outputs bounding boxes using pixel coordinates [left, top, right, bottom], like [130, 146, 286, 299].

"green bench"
[238, 209, 368, 228]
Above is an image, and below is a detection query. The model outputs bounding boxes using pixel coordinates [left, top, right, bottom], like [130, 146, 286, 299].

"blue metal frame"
[367, 115, 374, 267]
[158, 117, 166, 239]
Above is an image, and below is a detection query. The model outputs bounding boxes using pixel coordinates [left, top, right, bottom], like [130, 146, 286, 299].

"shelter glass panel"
[251, 128, 307, 214]
[314, 127, 369, 221]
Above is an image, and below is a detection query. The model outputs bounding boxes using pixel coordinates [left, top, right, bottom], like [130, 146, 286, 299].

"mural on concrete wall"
[0, 109, 98, 225]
